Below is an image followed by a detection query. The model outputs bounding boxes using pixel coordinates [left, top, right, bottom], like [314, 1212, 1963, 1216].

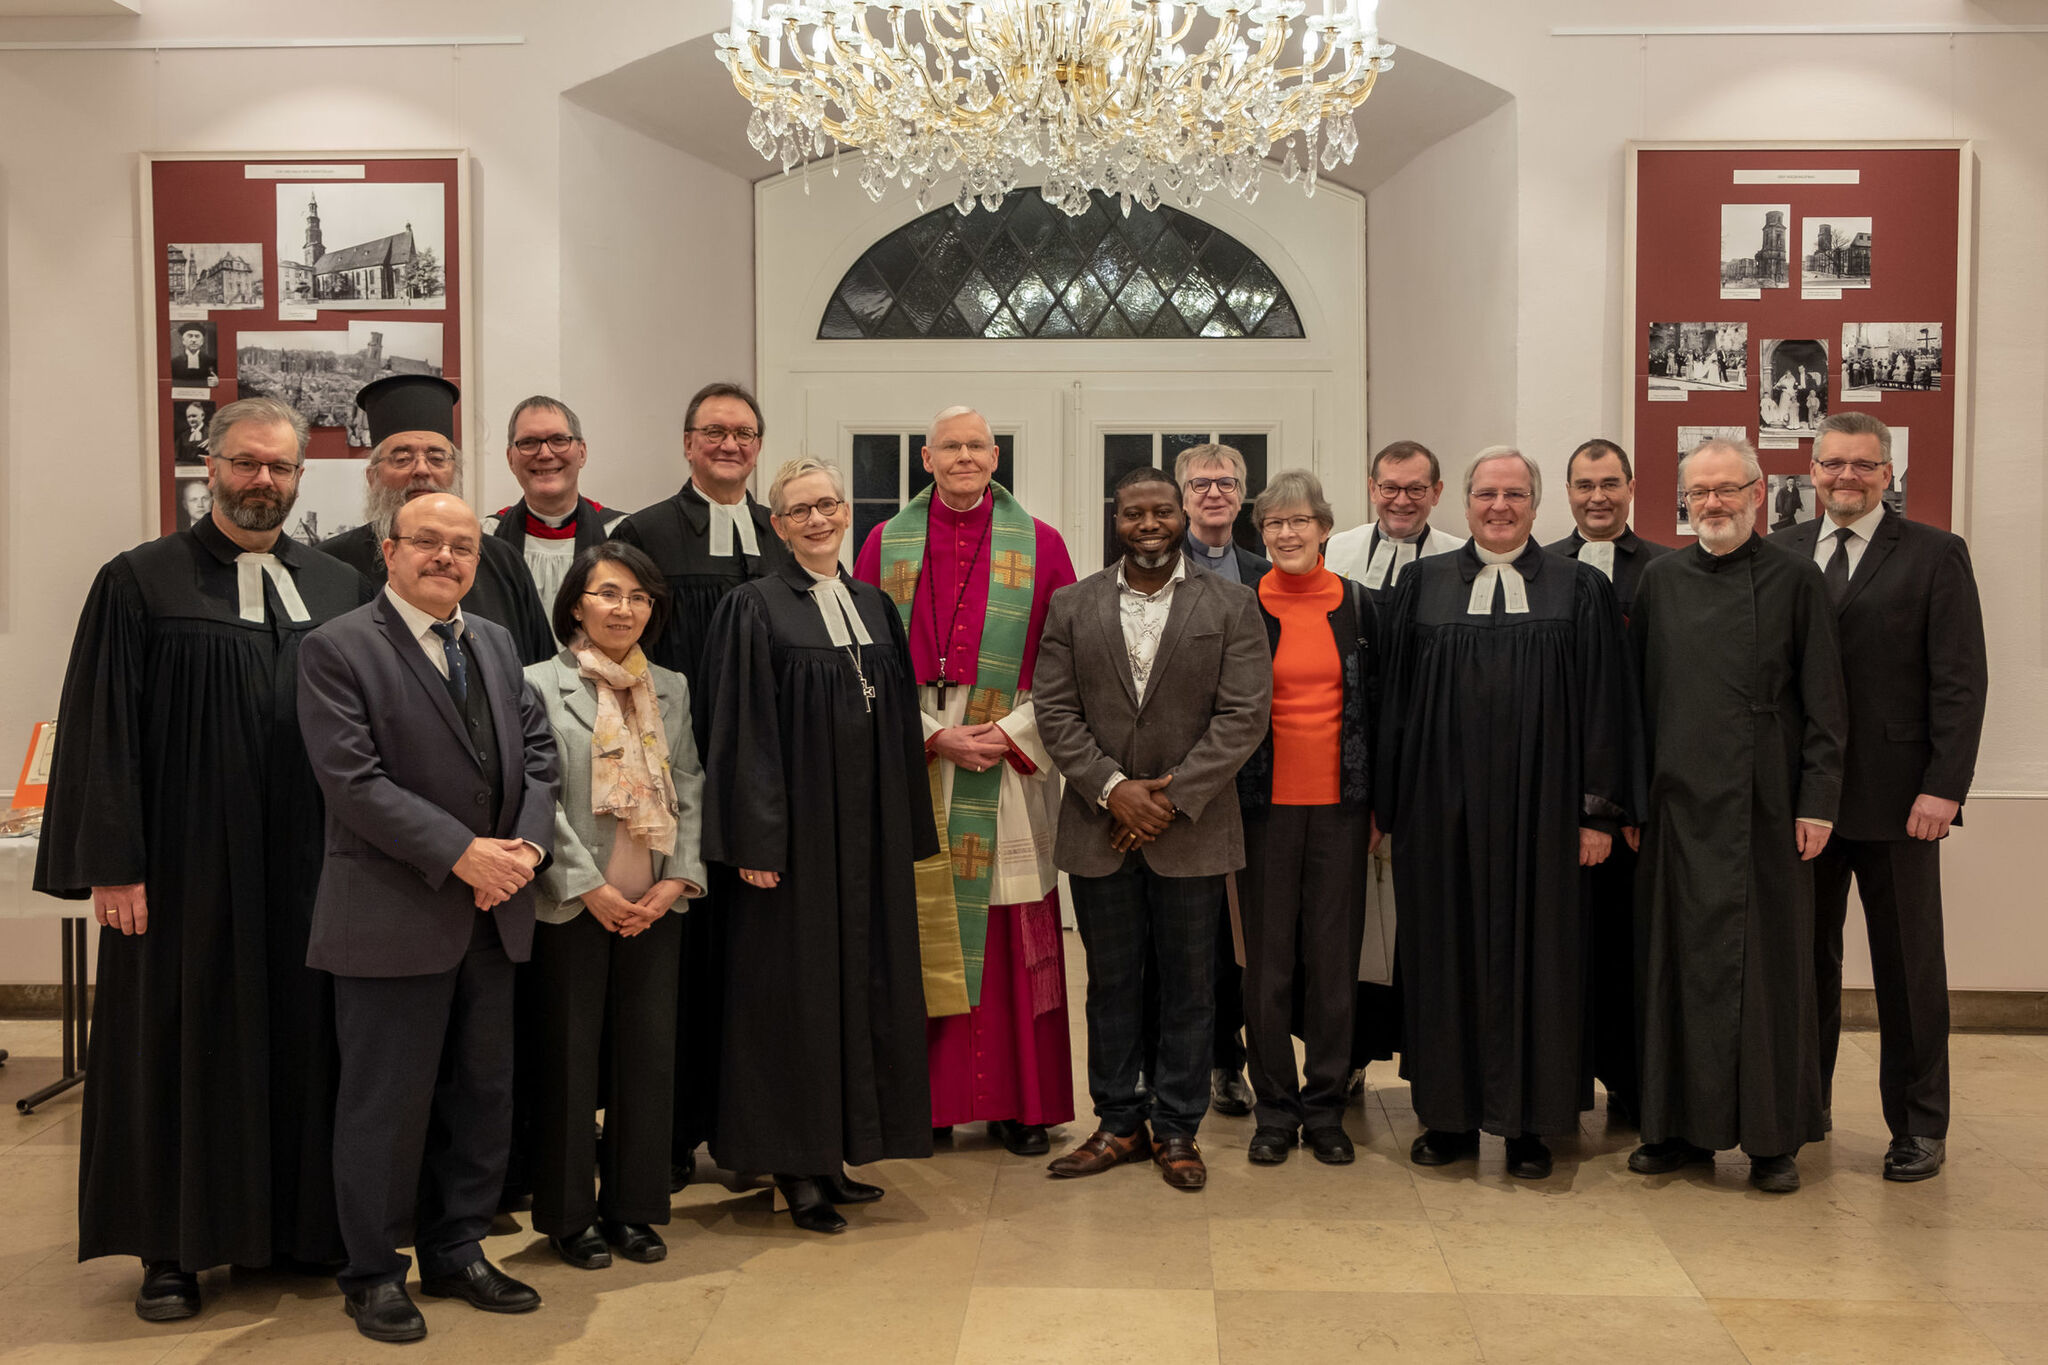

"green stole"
[878, 482, 1036, 1016]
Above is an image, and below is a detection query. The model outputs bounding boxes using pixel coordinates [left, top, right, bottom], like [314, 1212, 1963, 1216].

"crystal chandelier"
[716, 0, 1394, 217]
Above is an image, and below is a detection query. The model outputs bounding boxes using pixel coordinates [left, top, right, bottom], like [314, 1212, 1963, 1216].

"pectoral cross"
[859, 678, 876, 712]
[933, 657, 953, 703]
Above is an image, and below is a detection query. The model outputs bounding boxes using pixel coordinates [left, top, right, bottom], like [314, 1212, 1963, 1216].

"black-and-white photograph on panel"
[1759, 338, 1829, 438]
[171, 398, 215, 466]
[174, 470, 213, 534]
[1801, 216, 1872, 290]
[168, 319, 219, 385]
[1720, 204, 1791, 294]
[1885, 426, 1909, 515]
[284, 458, 370, 548]
[1767, 474, 1816, 530]
[1675, 425, 1748, 538]
[1648, 321, 1749, 396]
[344, 320, 445, 383]
[1841, 322, 1942, 399]
[275, 182, 446, 309]
[235, 330, 373, 444]
[166, 243, 265, 309]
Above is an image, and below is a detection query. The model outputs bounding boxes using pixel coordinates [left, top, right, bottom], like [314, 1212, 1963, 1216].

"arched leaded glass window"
[819, 190, 1304, 341]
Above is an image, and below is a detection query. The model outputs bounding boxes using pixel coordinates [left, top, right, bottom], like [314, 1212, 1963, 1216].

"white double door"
[797, 369, 1321, 570]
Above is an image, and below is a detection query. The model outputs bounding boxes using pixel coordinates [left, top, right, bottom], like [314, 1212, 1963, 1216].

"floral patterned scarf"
[570, 633, 678, 857]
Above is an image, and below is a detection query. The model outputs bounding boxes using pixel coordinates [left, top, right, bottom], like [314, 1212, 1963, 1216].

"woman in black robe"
[696, 457, 937, 1234]
[35, 437, 369, 1314]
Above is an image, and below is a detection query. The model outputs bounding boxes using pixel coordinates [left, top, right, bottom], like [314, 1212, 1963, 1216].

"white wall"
[1366, 102, 1519, 496]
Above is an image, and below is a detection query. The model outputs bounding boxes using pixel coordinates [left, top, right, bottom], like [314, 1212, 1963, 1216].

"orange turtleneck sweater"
[1258, 561, 1345, 806]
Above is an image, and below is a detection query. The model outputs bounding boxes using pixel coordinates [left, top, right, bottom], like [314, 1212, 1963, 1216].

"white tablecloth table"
[0, 834, 91, 1112]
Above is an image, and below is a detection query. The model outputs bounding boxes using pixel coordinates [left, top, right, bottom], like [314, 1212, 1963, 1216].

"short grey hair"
[1678, 435, 1763, 486]
[767, 455, 845, 512]
[1814, 411, 1892, 463]
[208, 396, 310, 460]
[1251, 468, 1334, 534]
[1462, 445, 1543, 511]
[926, 405, 990, 446]
[1174, 442, 1248, 488]
[505, 395, 583, 445]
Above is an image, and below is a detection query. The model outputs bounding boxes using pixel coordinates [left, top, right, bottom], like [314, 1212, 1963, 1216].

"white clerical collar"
[1189, 534, 1234, 562]
[233, 549, 311, 624]
[384, 583, 463, 637]
[530, 504, 575, 529]
[1468, 541, 1531, 615]
[1827, 501, 1886, 544]
[936, 490, 988, 516]
[692, 480, 760, 557]
[803, 564, 873, 646]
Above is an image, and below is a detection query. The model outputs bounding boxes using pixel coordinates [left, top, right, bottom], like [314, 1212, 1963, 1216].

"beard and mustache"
[209, 469, 296, 533]
[365, 462, 464, 542]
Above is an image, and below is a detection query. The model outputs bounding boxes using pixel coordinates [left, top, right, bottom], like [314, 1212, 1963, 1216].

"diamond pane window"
[819, 191, 1304, 340]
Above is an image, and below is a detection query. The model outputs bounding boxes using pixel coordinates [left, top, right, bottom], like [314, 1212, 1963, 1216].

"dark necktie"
[1823, 526, 1856, 605]
[430, 620, 468, 701]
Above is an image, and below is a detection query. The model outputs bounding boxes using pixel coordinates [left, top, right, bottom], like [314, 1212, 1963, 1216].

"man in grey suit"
[1034, 467, 1272, 1192]
[298, 489, 560, 1344]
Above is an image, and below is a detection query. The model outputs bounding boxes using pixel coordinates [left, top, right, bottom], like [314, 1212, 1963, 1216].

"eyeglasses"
[1469, 489, 1532, 505]
[1186, 476, 1240, 494]
[1375, 481, 1435, 501]
[1260, 515, 1321, 535]
[1569, 479, 1628, 495]
[1814, 459, 1888, 477]
[583, 588, 654, 611]
[687, 424, 761, 446]
[512, 434, 579, 456]
[777, 496, 846, 523]
[391, 534, 479, 560]
[382, 446, 455, 472]
[217, 455, 301, 481]
[1682, 478, 1761, 506]
[931, 439, 995, 456]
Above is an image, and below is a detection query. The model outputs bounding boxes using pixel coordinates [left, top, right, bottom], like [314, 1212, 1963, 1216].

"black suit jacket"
[297, 593, 560, 977]
[1768, 513, 1987, 841]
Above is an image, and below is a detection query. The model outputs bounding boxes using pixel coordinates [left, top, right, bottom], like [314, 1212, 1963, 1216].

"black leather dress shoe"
[669, 1149, 697, 1193]
[1305, 1126, 1357, 1165]
[135, 1261, 200, 1322]
[1749, 1153, 1801, 1194]
[819, 1169, 885, 1204]
[344, 1280, 427, 1343]
[1884, 1136, 1945, 1182]
[1409, 1129, 1480, 1167]
[1210, 1068, 1254, 1117]
[1504, 1135, 1553, 1180]
[1629, 1138, 1716, 1174]
[417, 1259, 541, 1313]
[550, 1224, 612, 1270]
[1248, 1125, 1296, 1164]
[600, 1221, 667, 1263]
[776, 1176, 849, 1233]
[988, 1118, 1052, 1156]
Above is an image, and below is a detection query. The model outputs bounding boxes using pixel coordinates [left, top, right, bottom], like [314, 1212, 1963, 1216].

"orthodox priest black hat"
[357, 373, 460, 447]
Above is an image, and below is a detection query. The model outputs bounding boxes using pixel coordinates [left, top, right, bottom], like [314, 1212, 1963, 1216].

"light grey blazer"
[523, 649, 709, 925]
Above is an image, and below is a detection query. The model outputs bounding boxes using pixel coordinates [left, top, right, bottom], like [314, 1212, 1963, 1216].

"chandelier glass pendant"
[716, 0, 1394, 217]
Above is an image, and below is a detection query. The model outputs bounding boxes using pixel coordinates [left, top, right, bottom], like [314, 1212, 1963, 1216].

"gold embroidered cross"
[882, 559, 921, 605]
[991, 550, 1033, 591]
[965, 687, 1011, 725]
[951, 832, 993, 879]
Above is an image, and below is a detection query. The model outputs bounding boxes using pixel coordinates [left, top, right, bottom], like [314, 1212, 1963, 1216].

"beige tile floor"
[3, 941, 2047, 1364]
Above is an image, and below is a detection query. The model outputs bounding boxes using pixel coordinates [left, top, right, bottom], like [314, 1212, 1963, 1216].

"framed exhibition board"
[1622, 142, 1972, 543]
[136, 150, 474, 543]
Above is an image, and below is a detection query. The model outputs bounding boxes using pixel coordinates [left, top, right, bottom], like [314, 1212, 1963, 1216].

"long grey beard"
[210, 471, 296, 533]
[365, 467, 464, 542]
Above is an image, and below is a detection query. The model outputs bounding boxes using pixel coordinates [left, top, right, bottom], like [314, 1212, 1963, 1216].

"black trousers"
[1813, 835, 1950, 1139]
[1070, 854, 1221, 1140]
[1586, 844, 1640, 1109]
[1139, 894, 1245, 1080]
[672, 876, 729, 1162]
[1241, 805, 1368, 1131]
[529, 909, 683, 1237]
[332, 914, 514, 1292]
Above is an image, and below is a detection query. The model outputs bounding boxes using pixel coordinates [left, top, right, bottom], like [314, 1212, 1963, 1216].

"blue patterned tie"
[430, 620, 467, 701]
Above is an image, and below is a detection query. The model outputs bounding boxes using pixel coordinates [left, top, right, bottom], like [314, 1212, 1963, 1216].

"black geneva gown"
[35, 518, 370, 1268]
[613, 483, 792, 1159]
[317, 521, 553, 665]
[1631, 535, 1847, 1155]
[696, 558, 938, 1176]
[1375, 540, 1641, 1138]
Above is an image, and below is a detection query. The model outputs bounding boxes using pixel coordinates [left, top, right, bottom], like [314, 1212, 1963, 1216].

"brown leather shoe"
[1046, 1126, 1151, 1178]
[1153, 1135, 1207, 1191]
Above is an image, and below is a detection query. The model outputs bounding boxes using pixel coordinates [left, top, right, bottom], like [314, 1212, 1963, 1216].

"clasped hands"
[583, 879, 690, 937]
[454, 837, 541, 910]
[932, 722, 1012, 774]
[1108, 776, 1175, 854]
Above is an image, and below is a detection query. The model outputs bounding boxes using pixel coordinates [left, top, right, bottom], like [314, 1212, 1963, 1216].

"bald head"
[384, 492, 481, 619]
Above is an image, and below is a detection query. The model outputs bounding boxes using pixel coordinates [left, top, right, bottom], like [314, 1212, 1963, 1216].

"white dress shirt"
[383, 584, 465, 679]
[1813, 502, 1886, 579]
[1100, 557, 1187, 804]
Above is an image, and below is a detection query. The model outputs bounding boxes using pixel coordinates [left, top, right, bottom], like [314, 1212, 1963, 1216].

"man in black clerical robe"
[1376, 447, 1639, 1181]
[694, 461, 936, 1232]
[1629, 437, 1846, 1194]
[612, 381, 791, 1183]
[36, 397, 370, 1320]
[1543, 438, 1674, 1128]
[318, 375, 552, 666]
